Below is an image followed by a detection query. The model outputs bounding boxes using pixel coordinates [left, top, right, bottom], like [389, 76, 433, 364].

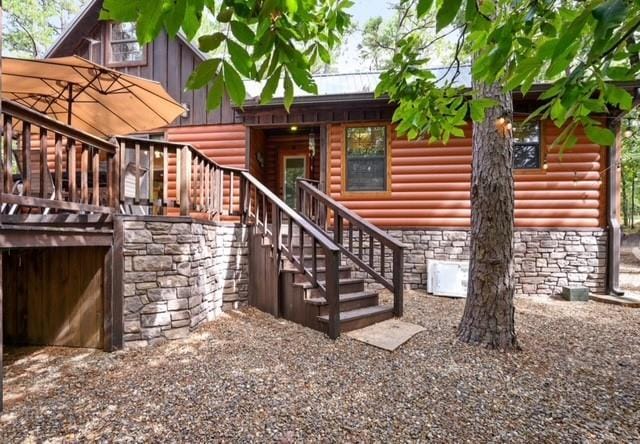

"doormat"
[346, 319, 426, 351]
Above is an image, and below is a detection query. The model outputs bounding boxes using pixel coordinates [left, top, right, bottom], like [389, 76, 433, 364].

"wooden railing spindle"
[21, 122, 32, 196]
[92, 147, 100, 206]
[39, 128, 48, 198]
[80, 143, 89, 204]
[68, 139, 76, 202]
[3, 115, 13, 193]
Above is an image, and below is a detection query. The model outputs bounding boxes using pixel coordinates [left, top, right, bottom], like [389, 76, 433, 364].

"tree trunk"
[457, 81, 520, 351]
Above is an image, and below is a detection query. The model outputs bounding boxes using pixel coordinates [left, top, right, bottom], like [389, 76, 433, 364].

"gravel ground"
[1, 291, 639, 442]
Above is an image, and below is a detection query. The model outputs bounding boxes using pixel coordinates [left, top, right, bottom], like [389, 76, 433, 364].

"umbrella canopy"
[2, 55, 185, 138]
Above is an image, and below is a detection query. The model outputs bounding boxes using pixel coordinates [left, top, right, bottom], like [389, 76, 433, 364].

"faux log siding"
[166, 124, 246, 214]
[328, 120, 607, 228]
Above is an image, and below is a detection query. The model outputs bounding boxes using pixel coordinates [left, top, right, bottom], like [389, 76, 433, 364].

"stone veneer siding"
[350, 228, 608, 297]
[120, 217, 248, 347]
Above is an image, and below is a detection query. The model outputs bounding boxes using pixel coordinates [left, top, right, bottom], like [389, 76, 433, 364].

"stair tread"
[281, 264, 351, 274]
[305, 290, 378, 306]
[293, 277, 364, 289]
[317, 305, 393, 323]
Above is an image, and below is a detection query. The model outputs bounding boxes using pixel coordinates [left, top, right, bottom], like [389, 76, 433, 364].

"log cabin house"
[0, 0, 637, 373]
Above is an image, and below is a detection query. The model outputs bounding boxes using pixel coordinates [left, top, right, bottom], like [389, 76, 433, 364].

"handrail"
[296, 177, 405, 317]
[1, 99, 119, 212]
[3, 100, 117, 153]
[115, 136, 246, 218]
[241, 171, 342, 338]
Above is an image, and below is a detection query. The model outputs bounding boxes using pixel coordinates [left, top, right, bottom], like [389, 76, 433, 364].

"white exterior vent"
[427, 260, 469, 298]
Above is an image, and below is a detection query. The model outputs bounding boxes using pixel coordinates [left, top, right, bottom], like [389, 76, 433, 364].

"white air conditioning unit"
[427, 259, 469, 298]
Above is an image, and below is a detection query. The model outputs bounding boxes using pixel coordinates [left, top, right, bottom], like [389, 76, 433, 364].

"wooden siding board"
[328, 120, 606, 229]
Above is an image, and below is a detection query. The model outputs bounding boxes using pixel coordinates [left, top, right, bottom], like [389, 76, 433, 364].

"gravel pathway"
[1, 291, 639, 442]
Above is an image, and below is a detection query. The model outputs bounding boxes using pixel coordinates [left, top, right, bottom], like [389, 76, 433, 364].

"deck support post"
[180, 146, 191, 216]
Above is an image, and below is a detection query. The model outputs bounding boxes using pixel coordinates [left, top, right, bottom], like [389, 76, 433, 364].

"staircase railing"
[0, 100, 118, 215]
[296, 178, 405, 317]
[115, 136, 244, 218]
[241, 171, 343, 338]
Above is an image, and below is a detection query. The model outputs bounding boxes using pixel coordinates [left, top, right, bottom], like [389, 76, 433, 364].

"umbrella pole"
[67, 83, 73, 125]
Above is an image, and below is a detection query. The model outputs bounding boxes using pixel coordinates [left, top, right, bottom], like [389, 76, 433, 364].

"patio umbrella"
[1, 55, 185, 138]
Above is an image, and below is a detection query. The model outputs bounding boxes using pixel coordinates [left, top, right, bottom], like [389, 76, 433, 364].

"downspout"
[607, 88, 640, 295]
[606, 122, 624, 296]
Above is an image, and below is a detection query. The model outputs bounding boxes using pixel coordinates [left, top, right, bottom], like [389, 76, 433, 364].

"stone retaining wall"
[120, 217, 248, 347]
[350, 228, 608, 297]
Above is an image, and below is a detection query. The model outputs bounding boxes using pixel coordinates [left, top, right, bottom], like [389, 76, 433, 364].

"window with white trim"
[109, 22, 144, 64]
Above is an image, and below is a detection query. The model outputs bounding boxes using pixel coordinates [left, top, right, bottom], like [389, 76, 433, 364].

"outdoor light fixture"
[181, 103, 190, 119]
[290, 125, 298, 132]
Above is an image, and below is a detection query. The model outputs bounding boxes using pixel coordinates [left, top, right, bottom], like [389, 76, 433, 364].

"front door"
[281, 155, 308, 208]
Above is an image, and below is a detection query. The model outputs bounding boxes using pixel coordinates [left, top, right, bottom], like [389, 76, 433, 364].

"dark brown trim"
[0, 193, 114, 214]
[112, 216, 125, 350]
[0, 229, 113, 248]
[103, 244, 114, 351]
[0, 252, 3, 413]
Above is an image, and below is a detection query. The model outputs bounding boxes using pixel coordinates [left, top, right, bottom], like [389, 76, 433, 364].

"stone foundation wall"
[120, 217, 248, 347]
[350, 228, 608, 297]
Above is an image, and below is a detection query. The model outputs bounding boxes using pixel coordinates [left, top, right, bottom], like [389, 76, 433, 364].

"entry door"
[282, 155, 308, 208]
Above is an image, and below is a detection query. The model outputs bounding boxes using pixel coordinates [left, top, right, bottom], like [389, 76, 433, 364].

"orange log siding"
[166, 124, 246, 217]
[328, 120, 608, 229]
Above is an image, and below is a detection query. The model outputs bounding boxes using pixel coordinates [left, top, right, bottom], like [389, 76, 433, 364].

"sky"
[334, 0, 395, 72]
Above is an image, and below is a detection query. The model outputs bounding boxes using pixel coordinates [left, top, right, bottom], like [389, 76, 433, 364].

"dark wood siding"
[52, 18, 238, 127]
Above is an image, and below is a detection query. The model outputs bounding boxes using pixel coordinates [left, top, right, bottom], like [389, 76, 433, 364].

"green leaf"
[585, 125, 615, 146]
[183, 1, 203, 40]
[283, 71, 294, 112]
[230, 21, 256, 45]
[605, 84, 633, 110]
[207, 73, 225, 110]
[217, 6, 234, 22]
[285, 0, 299, 14]
[198, 32, 226, 52]
[436, 0, 462, 32]
[164, 0, 186, 37]
[317, 44, 331, 64]
[135, 0, 165, 44]
[416, 0, 434, 17]
[261, 66, 282, 105]
[223, 61, 246, 107]
[227, 39, 253, 78]
[469, 98, 496, 122]
[186, 58, 221, 90]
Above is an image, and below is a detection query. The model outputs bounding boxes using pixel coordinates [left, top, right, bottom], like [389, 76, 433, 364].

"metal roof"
[245, 66, 472, 101]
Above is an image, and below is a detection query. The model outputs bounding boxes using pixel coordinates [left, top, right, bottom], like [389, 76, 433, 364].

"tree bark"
[457, 81, 520, 351]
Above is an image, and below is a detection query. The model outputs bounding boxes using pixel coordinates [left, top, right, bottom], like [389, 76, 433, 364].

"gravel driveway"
[1, 291, 639, 442]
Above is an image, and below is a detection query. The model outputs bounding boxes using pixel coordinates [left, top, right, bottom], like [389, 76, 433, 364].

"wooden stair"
[280, 237, 393, 334]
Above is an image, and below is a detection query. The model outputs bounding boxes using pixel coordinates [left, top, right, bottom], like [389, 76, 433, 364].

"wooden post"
[54, 134, 63, 200]
[0, 252, 3, 413]
[134, 142, 140, 204]
[80, 143, 89, 204]
[324, 248, 341, 339]
[39, 128, 47, 198]
[92, 147, 100, 206]
[3, 115, 13, 193]
[180, 146, 190, 216]
[21, 122, 31, 196]
[67, 138, 76, 202]
[162, 146, 168, 212]
[119, 141, 126, 207]
[148, 144, 155, 209]
[392, 247, 404, 317]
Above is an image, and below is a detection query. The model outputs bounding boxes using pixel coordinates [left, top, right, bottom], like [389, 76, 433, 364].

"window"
[109, 22, 144, 65]
[345, 126, 388, 192]
[513, 120, 541, 169]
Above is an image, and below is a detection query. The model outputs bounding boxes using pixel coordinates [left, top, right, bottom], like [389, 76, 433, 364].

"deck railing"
[241, 171, 343, 338]
[296, 178, 405, 316]
[1, 100, 117, 215]
[115, 136, 243, 218]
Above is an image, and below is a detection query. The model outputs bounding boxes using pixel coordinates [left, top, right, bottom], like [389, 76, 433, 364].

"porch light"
[290, 125, 298, 132]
